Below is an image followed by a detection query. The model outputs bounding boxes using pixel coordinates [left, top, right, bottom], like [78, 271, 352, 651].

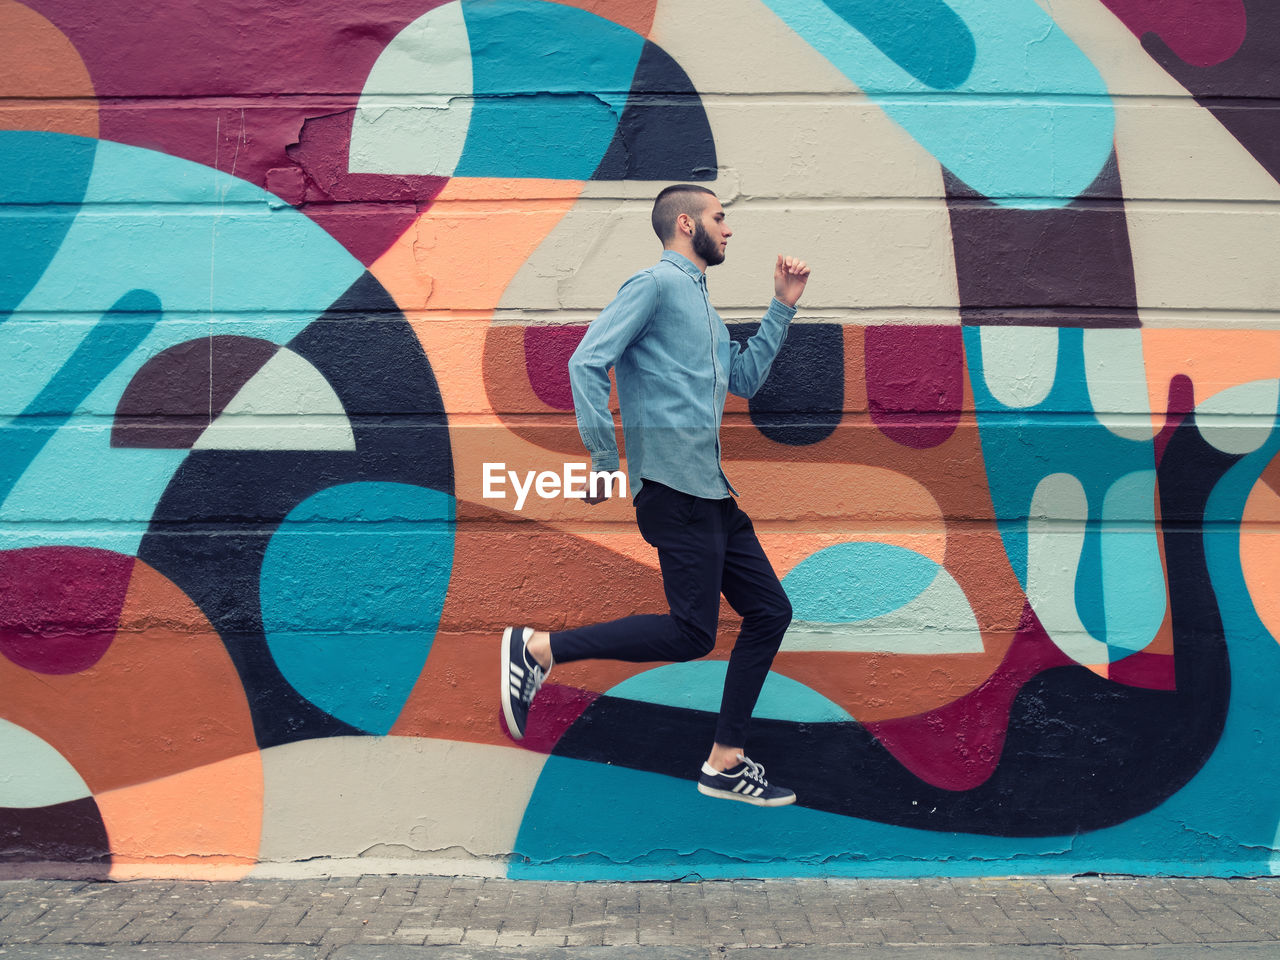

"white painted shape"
[349, 0, 473, 175]
[0, 719, 92, 809]
[499, 0, 960, 320]
[782, 567, 984, 654]
[1026, 472, 1109, 665]
[980, 326, 1058, 409]
[1042, 0, 1280, 319]
[256, 736, 546, 866]
[1196, 380, 1280, 455]
[193, 347, 355, 451]
[1083, 328, 1155, 440]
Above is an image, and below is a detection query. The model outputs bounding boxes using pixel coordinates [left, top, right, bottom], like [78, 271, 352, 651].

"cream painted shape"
[255, 737, 546, 867]
[350, 0, 473, 176]
[1026, 472, 1110, 665]
[193, 347, 356, 451]
[1196, 379, 1280, 455]
[1083, 328, 1156, 440]
[980, 326, 1058, 409]
[499, 0, 960, 321]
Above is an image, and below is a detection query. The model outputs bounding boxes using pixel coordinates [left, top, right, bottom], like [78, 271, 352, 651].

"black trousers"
[549, 480, 792, 746]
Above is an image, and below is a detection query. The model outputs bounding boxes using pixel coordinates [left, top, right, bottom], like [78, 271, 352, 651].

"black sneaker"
[500, 626, 548, 740]
[697, 754, 796, 807]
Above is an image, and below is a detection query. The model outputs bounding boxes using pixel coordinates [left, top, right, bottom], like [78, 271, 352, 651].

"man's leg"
[714, 498, 793, 751]
[692, 497, 796, 805]
[501, 481, 725, 739]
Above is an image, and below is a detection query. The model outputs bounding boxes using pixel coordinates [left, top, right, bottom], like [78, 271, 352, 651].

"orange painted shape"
[0, 557, 258, 794]
[1241, 474, 1280, 645]
[1143, 329, 1280, 418]
[550, 0, 658, 36]
[96, 751, 262, 880]
[0, 0, 97, 136]
[370, 178, 583, 315]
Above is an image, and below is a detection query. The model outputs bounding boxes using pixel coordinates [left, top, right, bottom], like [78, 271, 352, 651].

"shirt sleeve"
[727, 297, 797, 399]
[567, 271, 659, 472]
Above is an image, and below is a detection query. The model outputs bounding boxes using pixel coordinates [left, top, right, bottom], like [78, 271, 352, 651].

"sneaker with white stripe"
[697, 754, 796, 807]
[500, 626, 547, 740]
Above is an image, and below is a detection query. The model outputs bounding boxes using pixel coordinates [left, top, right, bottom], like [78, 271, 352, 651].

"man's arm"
[567, 272, 658, 499]
[728, 255, 811, 399]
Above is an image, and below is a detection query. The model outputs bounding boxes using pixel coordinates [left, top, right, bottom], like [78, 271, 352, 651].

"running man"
[501, 184, 810, 806]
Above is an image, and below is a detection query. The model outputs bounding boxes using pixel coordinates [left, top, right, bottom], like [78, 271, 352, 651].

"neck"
[665, 241, 707, 274]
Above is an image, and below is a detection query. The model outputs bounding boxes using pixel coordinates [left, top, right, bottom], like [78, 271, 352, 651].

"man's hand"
[774, 254, 811, 308]
[583, 472, 612, 505]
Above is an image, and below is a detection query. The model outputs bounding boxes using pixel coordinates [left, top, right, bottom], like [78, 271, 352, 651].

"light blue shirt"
[568, 250, 797, 499]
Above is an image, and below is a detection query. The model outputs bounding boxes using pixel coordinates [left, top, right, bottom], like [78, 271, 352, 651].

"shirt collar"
[661, 249, 707, 284]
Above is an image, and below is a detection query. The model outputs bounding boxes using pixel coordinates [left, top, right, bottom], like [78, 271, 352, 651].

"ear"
[677, 212, 694, 236]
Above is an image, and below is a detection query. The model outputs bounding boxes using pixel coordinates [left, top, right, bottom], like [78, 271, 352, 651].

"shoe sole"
[499, 626, 526, 740]
[697, 782, 796, 807]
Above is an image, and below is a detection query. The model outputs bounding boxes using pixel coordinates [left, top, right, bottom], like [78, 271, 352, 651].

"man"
[500, 184, 810, 806]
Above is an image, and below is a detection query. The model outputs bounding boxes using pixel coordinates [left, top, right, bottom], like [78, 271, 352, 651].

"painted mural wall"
[4, 0, 1280, 879]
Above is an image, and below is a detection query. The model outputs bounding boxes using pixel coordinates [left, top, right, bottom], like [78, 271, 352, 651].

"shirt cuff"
[590, 453, 621, 473]
[767, 297, 798, 320]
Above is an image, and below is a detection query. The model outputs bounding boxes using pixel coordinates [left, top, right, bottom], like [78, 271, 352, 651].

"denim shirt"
[568, 250, 796, 499]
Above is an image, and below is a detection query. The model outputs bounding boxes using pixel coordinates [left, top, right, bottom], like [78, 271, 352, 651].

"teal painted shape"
[511, 756, 1080, 880]
[511, 418, 1280, 880]
[260, 482, 455, 735]
[456, 0, 645, 179]
[0, 290, 158, 505]
[0, 719, 91, 809]
[0, 132, 95, 320]
[607, 661, 854, 723]
[762, 0, 1113, 206]
[783, 542, 940, 623]
[0, 133, 364, 556]
[1100, 470, 1165, 656]
[823, 0, 975, 89]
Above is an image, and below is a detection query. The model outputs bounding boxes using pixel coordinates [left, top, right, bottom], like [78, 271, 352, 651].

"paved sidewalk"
[0, 875, 1278, 959]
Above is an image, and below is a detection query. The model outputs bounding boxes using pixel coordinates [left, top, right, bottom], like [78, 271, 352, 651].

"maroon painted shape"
[26, 0, 453, 265]
[0, 547, 134, 675]
[1107, 650, 1177, 690]
[0, 797, 110, 872]
[506, 682, 601, 754]
[1098, 0, 1246, 68]
[285, 110, 449, 266]
[863, 604, 1074, 792]
[112, 336, 278, 448]
[864, 325, 963, 449]
[525, 325, 589, 411]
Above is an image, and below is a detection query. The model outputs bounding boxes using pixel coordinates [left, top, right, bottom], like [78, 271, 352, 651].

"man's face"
[690, 198, 731, 267]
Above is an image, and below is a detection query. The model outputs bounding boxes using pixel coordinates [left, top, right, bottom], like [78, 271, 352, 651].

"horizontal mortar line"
[10, 91, 1280, 106]
[15, 306, 1280, 322]
[11, 412, 1278, 425]
[13, 196, 1280, 211]
[8, 409, 1279, 421]
[0, 519, 1267, 531]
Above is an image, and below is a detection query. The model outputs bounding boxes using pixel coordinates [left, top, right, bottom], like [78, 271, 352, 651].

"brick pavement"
[0, 875, 1277, 958]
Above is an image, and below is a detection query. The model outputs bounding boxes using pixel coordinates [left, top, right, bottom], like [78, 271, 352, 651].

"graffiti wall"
[4, 0, 1280, 879]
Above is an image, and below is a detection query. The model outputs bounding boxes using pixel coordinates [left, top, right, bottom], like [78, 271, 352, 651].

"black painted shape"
[945, 150, 1141, 328]
[553, 415, 1233, 836]
[0, 798, 110, 871]
[137, 271, 453, 749]
[594, 40, 716, 181]
[1140, 0, 1280, 186]
[728, 323, 843, 446]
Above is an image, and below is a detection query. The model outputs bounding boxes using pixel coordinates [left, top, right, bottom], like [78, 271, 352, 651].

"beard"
[692, 221, 725, 266]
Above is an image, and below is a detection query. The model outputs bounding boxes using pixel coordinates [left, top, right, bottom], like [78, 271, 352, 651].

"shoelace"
[737, 754, 769, 786]
[523, 649, 548, 700]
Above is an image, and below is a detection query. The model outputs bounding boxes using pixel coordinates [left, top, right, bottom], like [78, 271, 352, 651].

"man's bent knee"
[672, 620, 717, 660]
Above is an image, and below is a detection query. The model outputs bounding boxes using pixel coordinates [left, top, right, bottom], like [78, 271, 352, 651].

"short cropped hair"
[651, 184, 717, 242]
